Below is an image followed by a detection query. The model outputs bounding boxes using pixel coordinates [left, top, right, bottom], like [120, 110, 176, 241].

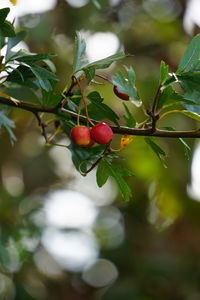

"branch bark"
[1, 96, 200, 139]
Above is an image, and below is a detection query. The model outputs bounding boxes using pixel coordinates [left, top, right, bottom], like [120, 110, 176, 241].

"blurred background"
[0, 0, 200, 299]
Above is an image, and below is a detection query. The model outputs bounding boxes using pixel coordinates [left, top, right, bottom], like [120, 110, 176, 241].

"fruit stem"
[76, 77, 94, 126]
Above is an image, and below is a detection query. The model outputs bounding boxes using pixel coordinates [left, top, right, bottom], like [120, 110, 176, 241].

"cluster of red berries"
[71, 122, 113, 147]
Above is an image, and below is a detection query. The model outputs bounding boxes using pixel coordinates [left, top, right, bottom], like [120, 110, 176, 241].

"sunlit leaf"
[120, 134, 136, 150]
[160, 61, 169, 85]
[73, 31, 88, 73]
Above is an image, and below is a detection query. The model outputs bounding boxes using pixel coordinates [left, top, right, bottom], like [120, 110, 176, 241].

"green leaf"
[177, 35, 200, 74]
[0, 110, 16, 142]
[87, 91, 120, 125]
[177, 72, 200, 113]
[15, 52, 56, 64]
[0, 8, 10, 25]
[28, 65, 58, 91]
[73, 31, 88, 73]
[112, 66, 141, 107]
[5, 65, 39, 89]
[67, 143, 105, 174]
[160, 61, 169, 85]
[96, 160, 110, 187]
[0, 86, 40, 104]
[6, 31, 26, 59]
[42, 90, 62, 106]
[157, 86, 196, 109]
[145, 137, 166, 167]
[123, 103, 136, 127]
[0, 20, 16, 37]
[82, 52, 126, 81]
[99, 159, 133, 202]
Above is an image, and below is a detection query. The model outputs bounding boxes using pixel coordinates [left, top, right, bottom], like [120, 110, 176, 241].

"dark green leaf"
[123, 103, 136, 127]
[157, 86, 196, 109]
[177, 35, 200, 73]
[99, 159, 133, 202]
[0, 8, 10, 25]
[15, 52, 56, 64]
[96, 160, 110, 187]
[145, 137, 166, 167]
[0, 86, 40, 104]
[5, 65, 39, 90]
[160, 61, 169, 85]
[67, 143, 105, 174]
[28, 65, 58, 91]
[73, 31, 88, 73]
[42, 90, 62, 106]
[6, 31, 26, 59]
[112, 66, 141, 107]
[0, 20, 16, 37]
[87, 91, 120, 125]
[0, 110, 16, 142]
[177, 72, 200, 113]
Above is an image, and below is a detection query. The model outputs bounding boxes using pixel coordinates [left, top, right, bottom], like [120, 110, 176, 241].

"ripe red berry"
[91, 122, 113, 145]
[113, 85, 129, 101]
[71, 126, 91, 146]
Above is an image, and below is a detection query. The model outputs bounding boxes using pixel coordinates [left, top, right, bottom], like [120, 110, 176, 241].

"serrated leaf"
[82, 52, 126, 81]
[87, 91, 119, 125]
[123, 103, 136, 127]
[0, 8, 10, 25]
[0, 110, 16, 142]
[96, 161, 110, 187]
[0, 20, 16, 37]
[160, 61, 169, 85]
[28, 65, 58, 91]
[5, 65, 39, 89]
[73, 32, 88, 73]
[158, 86, 196, 109]
[100, 159, 133, 202]
[67, 143, 105, 174]
[112, 66, 141, 107]
[145, 137, 166, 167]
[177, 72, 200, 113]
[177, 35, 200, 74]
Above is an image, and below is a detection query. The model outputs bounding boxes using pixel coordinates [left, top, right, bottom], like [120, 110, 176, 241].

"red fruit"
[71, 126, 91, 146]
[113, 84, 129, 101]
[91, 123, 113, 145]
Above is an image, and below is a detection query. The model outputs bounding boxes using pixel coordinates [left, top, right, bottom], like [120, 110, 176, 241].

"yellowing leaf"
[9, 0, 17, 5]
[120, 134, 136, 150]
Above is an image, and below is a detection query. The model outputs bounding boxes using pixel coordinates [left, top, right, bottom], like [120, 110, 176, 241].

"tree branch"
[0, 96, 200, 139]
